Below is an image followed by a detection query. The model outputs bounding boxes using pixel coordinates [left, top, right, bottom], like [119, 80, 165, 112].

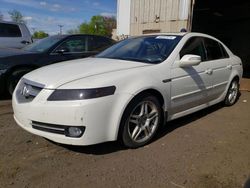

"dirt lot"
[0, 92, 250, 188]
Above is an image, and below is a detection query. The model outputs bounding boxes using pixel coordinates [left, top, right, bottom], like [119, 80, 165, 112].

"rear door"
[203, 38, 231, 100]
[170, 37, 212, 114]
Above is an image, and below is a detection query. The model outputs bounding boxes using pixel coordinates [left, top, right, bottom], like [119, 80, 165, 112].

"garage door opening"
[192, 0, 250, 77]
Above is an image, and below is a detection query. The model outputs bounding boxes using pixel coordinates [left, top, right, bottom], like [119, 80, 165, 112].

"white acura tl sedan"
[13, 32, 243, 148]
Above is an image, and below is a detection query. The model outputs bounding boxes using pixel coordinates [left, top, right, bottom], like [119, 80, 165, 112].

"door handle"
[205, 69, 213, 75]
[227, 65, 232, 70]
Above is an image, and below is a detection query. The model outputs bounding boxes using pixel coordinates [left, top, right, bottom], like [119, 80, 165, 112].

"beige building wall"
[130, 0, 192, 36]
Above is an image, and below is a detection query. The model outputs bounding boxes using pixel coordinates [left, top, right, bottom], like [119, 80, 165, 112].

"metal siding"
[117, 0, 131, 35]
[160, 0, 166, 22]
[118, 0, 191, 36]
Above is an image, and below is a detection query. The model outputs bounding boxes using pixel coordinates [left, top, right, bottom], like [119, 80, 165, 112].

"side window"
[219, 43, 230, 58]
[88, 36, 113, 52]
[0, 23, 22, 37]
[204, 38, 224, 60]
[180, 37, 206, 61]
[56, 37, 87, 53]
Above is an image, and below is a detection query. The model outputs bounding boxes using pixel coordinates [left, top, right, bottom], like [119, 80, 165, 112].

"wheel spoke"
[232, 82, 237, 89]
[144, 125, 151, 137]
[131, 126, 142, 140]
[148, 111, 158, 121]
[229, 93, 234, 102]
[129, 115, 139, 125]
[139, 102, 149, 116]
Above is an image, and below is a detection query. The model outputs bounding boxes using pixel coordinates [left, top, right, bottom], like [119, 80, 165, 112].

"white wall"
[179, 0, 191, 20]
[117, 0, 131, 36]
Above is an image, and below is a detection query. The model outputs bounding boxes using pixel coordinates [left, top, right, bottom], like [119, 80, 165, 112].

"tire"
[224, 78, 239, 106]
[120, 94, 162, 148]
[7, 68, 32, 95]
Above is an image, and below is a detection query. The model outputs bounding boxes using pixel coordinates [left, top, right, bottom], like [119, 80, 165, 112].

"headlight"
[47, 86, 116, 101]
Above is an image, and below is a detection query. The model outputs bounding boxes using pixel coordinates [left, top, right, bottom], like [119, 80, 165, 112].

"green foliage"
[8, 9, 25, 23]
[69, 15, 116, 38]
[32, 31, 49, 39]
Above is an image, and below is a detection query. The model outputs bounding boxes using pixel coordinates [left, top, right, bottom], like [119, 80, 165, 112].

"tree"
[0, 11, 3, 21]
[32, 31, 49, 39]
[8, 10, 25, 23]
[103, 16, 116, 38]
[77, 15, 116, 37]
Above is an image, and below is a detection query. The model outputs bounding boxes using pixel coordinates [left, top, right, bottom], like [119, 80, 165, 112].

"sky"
[0, 0, 117, 35]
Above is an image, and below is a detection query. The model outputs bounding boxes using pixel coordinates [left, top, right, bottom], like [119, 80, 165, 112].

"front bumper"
[13, 86, 130, 146]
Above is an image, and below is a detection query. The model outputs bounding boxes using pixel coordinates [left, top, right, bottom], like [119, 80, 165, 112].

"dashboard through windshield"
[96, 35, 182, 64]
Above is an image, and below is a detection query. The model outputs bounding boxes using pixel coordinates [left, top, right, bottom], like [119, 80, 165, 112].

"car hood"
[24, 58, 150, 89]
[0, 48, 33, 58]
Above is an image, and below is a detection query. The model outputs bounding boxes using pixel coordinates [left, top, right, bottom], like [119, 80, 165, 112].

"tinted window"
[23, 35, 63, 52]
[97, 35, 182, 64]
[88, 36, 113, 52]
[204, 38, 224, 60]
[56, 37, 87, 53]
[0, 23, 21, 37]
[180, 37, 206, 61]
[219, 43, 229, 58]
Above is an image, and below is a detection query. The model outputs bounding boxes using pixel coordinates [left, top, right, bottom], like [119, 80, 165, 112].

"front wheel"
[224, 79, 239, 106]
[120, 95, 162, 148]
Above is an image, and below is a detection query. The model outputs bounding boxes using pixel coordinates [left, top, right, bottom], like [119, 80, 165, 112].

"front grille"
[32, 121, 66, 135]
[16, 78, 44, 103]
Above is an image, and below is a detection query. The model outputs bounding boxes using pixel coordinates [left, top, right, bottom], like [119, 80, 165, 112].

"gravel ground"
[0, 92, 250, 188]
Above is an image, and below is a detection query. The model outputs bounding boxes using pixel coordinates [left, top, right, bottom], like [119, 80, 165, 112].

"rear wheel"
[224, 79, 239, 106]
[120, 94, 162, 148]
[7, 68, 32, 95]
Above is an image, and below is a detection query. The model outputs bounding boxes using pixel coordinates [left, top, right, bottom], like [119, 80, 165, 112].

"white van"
[0, 21, 32, 49]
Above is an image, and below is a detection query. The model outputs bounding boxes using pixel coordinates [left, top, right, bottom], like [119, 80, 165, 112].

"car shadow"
[154, 102, 224, 141]
[61, 100, 233, 155]
[59, 141, 123, 155]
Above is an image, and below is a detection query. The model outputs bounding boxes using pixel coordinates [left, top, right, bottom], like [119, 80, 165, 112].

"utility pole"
[58, 25, 63, 35]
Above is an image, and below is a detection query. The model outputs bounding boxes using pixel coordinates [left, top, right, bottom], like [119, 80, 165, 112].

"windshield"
[96, 35, 182, 64]
[23, 35, 64, 52]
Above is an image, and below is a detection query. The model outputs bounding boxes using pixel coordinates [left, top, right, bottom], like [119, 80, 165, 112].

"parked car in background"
[0, 21, 32, 49]
[12, 33, 243, 148]
[0, 34, 115, 95]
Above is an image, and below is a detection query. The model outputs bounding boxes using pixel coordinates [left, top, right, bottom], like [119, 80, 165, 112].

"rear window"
[0, 23, 22, 37]
[204, 38, 225, 61]
[88, 36, 114, 52]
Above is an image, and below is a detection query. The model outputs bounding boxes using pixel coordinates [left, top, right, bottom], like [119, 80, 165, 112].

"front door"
[170, 37, 212, 115]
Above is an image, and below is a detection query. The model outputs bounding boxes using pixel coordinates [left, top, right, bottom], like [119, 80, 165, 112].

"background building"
[117, 0, 250, 77]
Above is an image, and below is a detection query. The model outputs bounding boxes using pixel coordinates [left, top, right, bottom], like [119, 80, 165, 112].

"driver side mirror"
[179, 54, 201, 68]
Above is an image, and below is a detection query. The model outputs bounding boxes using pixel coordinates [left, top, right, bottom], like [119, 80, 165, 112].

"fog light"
[66, 127, 85, 138]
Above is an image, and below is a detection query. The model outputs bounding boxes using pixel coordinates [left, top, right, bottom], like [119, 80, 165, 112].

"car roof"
[61, 34, 114, 40]
[0, 20, 26, 26]
[143, 32, 188, 36]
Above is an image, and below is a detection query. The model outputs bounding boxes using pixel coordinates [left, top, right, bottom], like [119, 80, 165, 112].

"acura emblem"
[20, 84, 31, 98]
